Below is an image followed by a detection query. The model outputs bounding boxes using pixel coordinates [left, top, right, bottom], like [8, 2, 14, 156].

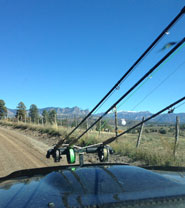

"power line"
[103, 96, 185, 146]
[93, 7, 185, 115]
[175, 101, 185, 110]
[130, 60, 185, 111]
[117, 42, 185, 110]
[149, 100, 185, 124]
[55, 7, 185, 149]
[68, 38, 185, 146]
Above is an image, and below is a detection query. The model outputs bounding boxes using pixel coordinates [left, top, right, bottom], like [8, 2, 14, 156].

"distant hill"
[151, 113, 185, 124]
[39, 106, 89, 117]
[114, 110, 152, 120]
[7, 107, 185, 124]
[7, 109, 17, 117]
[7, 106, 89, 118]
[97, 110, 185, 124]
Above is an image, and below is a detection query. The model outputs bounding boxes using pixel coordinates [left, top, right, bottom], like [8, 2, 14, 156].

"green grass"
[0, 120, 185, 166]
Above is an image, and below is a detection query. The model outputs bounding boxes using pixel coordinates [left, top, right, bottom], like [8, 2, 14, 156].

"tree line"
[0, 99, 113, 131]
[0, 100, 57, 125]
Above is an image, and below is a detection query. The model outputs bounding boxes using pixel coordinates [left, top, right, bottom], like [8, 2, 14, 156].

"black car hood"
[1, 164, 185, 208]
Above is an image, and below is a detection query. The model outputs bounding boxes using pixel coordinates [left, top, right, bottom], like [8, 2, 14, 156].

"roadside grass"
[77, 128, 185, 166]
[0, 120, 185, 166]
[0, 120, 65, 137]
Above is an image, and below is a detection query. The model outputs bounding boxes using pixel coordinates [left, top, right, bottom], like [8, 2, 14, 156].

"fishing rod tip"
[181, 6, 185, 13]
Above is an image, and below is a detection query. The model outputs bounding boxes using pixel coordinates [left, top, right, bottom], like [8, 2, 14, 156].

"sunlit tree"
[29, 104, 39, 123]
[16, 102, 26, 121]
[48, 110, 57, 124]
[42, 110, 49, 124]
[0, 99, 7, 120]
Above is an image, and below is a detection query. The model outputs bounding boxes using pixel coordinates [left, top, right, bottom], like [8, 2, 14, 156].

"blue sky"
[0, 0, 185, 114]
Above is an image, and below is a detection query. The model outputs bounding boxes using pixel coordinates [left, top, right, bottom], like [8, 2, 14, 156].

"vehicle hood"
[0, 164, 185, 208]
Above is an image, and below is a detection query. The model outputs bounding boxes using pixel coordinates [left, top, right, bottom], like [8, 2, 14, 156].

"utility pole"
[136, 117, 145, 148]
[55, 114, 57, 124]
[86, 118, 89, 129]
[99, 119, 101, 135]
[114, 106, 118, 137]
[173, 116, 180, 157]
[66, 116, 69, 129]
[86, 118, 89, 137]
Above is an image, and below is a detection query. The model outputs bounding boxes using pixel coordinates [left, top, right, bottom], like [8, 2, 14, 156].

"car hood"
[0, 164, 185, 208]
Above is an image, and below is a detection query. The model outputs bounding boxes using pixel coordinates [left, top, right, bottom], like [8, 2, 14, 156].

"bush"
[79, 136, 98, 146]
[180, 124, 185, 130]
[168, 127, 174, 133]
[130, 129, 138, 134]
[145, 129, 149, 133]
[159, 129, 167, 134]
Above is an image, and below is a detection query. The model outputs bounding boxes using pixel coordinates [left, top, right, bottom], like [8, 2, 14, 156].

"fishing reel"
[84, 145, 113, 162]
[46, 147, 76, 164]
[97, 146, 110, 162]
[46, 145, 114, 164]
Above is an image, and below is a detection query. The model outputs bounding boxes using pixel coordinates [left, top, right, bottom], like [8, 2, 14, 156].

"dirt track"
[0, 127, 64, 177]
[0, 126, 144, 177]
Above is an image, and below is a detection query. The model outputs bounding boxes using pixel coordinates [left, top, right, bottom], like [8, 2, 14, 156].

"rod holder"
[79, 153, 84, 166]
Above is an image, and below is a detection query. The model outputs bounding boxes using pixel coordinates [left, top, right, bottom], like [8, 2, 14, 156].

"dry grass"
[0, 120, 185, 166]
[77, 127, 185, 166]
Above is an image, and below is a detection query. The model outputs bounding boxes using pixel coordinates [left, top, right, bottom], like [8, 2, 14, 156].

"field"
[0, 120, 185, 167]
[79, 124, 185, 166]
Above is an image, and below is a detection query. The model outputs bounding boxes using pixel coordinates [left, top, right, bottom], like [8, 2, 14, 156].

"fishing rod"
[129, 59, 185, 111]
[68, 37, 185, 146]
[47, 38, 185, 164]
[103, 96, 185, 145]
[46, 96, 185, 164]
[54, 6, 185, 149]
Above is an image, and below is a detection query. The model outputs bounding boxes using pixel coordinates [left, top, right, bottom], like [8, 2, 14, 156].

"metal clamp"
[46, 145, 114, 164]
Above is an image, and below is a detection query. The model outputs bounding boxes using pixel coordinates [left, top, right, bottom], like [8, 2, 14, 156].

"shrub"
[145, 129, 149, 133]
[130, 129, 138, 134]
[180, 124, 185, 130]
[168, 127, 174, 133]
[159, 129, 167, 134]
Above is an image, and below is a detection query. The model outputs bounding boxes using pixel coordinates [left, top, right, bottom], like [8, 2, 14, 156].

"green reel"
[66, 148, 76, 164]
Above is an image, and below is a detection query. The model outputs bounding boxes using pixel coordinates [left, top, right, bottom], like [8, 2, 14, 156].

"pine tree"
[96, 120, 111, 131]
[29, 104, 39, 123]
[16, 102, 26, 121]
[0, 99, 7, 120]
[42, 110, 49, 124]
[48, 110, 57, 124]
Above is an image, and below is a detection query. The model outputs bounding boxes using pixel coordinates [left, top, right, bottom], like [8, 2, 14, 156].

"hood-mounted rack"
[46, 144, 114, 166]
[46, 96, 185, 166]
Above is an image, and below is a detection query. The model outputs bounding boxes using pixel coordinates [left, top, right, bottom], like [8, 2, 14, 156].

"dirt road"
[0, 127, 64, 177]
[0, 125, 144, 177]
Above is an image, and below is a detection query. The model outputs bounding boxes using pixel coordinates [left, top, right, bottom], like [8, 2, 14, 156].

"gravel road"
[0, 126, 144, 177]
[0, 127, 65, 177]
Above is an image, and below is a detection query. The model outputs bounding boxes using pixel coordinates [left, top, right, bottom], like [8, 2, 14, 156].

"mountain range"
[7, 106, 89, 118]
[104, 110, 185, 124]
[7, 107, 185, 124]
